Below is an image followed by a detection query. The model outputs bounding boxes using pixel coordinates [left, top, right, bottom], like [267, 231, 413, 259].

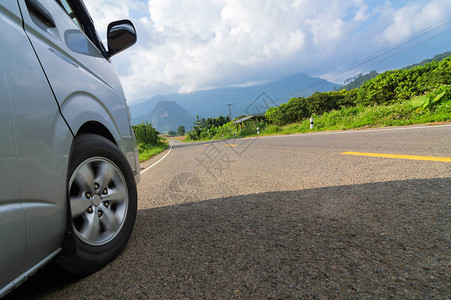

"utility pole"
[226, 103, 233, 120]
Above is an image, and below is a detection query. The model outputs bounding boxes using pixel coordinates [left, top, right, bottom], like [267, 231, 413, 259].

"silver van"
[0, 0, 139, 296]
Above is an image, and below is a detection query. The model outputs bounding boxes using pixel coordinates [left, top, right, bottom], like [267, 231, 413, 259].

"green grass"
[137, 139, 169, 162]
[277, 99, 451, 134]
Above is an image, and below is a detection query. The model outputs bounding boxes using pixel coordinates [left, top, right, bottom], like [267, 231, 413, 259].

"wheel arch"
[59, 92, 124, 149]
[76, 121, 117, 146]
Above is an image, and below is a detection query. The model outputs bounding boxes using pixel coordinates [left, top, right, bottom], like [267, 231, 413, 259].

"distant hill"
[404, 51, 451, 70]
[133, 100, 194, 132]
[130, 73, 340, 123]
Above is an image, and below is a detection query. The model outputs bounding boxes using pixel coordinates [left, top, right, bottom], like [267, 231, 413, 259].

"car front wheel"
[59, 134, 137, 275]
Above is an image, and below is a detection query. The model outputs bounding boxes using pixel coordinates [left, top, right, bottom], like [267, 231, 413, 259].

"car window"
[56, 0, 83, 31]
[55, 0, 106, 54]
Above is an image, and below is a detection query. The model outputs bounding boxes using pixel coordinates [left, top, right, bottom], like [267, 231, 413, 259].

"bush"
[200, 131, 211, 140]
[132, 122, 159, 145]
[188, 131, 198, 140]
[409, 85, 451, 113]
[238, 126, 256, 137]
[215, 124, 235, 139]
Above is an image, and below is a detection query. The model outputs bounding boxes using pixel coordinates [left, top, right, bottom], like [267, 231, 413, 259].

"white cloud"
[381, 0, 451, 45]
[83, 0, 451, 102]
[353, 0, 369, 22]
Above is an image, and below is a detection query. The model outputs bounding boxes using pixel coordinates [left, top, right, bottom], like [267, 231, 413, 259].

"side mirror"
[106, 20, 137, 58]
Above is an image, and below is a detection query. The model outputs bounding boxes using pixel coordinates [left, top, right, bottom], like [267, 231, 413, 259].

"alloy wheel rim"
[68, 157, 128, 246]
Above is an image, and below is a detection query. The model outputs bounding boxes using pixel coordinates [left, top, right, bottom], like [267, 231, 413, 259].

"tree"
[168, 130, 176, 136]
[177, 125, 185, 136]
[192, 115, 202, 140]
[204, 115, 230, 129]
[200, 117, 206, 128]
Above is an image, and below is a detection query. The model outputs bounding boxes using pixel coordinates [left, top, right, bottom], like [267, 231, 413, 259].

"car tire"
[58, 134, 137, 275]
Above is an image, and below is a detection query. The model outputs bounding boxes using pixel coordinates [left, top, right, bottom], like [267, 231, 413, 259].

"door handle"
[25, 0, 56, 27]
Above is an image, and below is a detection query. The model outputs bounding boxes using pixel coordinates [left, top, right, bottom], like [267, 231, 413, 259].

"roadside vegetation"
[184, 55, 451, 141]
[132, 122, 169, 162]
[186, 115, 232, 141]
[266, 95, 451, 135]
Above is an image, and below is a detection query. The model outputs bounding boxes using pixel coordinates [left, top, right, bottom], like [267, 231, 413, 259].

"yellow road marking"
[342, 152, 451, 162]
[224, 144, 238, 147]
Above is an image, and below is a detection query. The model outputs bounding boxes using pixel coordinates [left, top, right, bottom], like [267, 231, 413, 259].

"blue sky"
[85, 0, 451, 103]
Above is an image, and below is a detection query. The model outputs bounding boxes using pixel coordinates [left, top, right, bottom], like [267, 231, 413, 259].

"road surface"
[8, 125, 451, 299]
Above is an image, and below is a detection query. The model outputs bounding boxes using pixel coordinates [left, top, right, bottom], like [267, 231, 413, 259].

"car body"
[0, 0, 139, 297]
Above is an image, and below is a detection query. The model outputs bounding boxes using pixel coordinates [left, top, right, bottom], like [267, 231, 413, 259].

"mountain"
[133, 100, 194, 132]
[130, 72, 340, 124]
[129, 95, 166, 122]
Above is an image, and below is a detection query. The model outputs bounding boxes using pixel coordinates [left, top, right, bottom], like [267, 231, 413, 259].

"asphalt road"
[7, 125, 451, 299]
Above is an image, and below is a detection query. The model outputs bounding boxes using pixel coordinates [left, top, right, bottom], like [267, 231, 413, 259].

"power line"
[357, 28, 451, 73]
[326, 28, 451, 85]
[297, 17, 451, 93]
[325, 18, 451, 82]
